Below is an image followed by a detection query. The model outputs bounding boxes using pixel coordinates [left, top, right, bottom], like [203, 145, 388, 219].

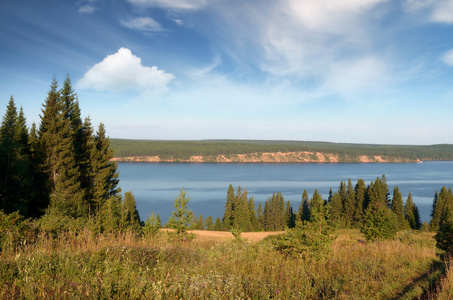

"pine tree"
[197, 214, 204, 230]
[343, 179, 355, 228]
[205, 216, 214, 230]
[222, 184, 235, 230]
[257, 202, 264, 231]
[121, 191, 141, 233]
[329, 192, 342, 224]
[285, 200, 295, 229]
[354, 179, 366, 226]
[435, 194, 453, 254]
[0, 97, 29, 214]
[301, 190, 310, 222]
[168, 188, 193, 239]
[248, 197, 259, 231]
[213, 217, 222, 231]
[391, 186, 407, 229]
[90, 123, 121, 215]
[38, 78, 85, 218]
[431, 187, 449, 231]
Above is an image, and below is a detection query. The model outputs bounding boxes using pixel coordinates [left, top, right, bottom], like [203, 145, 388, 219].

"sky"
[0, 0, 453, 145]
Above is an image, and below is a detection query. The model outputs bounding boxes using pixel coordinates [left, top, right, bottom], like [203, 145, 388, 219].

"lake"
[117, 161, 453, 225]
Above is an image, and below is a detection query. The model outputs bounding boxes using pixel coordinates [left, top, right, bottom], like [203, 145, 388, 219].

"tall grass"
[0, 229, 442, 299]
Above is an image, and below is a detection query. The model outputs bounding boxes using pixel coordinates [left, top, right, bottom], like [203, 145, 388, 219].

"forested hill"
[109, 139, 453, 163]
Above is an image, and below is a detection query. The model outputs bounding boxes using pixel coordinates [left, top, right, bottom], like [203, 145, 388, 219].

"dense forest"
[110, 139, 453, 162]
[0, 76, 140, 233]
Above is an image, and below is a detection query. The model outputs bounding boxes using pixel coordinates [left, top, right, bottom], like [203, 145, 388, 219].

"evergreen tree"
[435, 197, 453, 254]
[285, 200, 295, 229]
[354, 179, 366, 225]
[38, 78, 85, 218]
[205, 216, 214, 230]
[121, 191, 141, 233]
[248, 197, 259, 231]
[361, 201, 398, 241]
[101, 196, 122, 233]
[0, 97, 29, 214]
[90, 123, 121, 215]
[343, 179, 355, 227]
[431, 187, 450, 231]
[168, 188, 193, 238]
[329, 192, 342, 224]
[309, 190, 324, 223]
[301, 190, 310, 222]
[391, 186, 407, 229]
[257, 202, 264, 231]
[197, 214, 204, 230]
[213, 217, 222, 231]
[222, 184, 235, 230]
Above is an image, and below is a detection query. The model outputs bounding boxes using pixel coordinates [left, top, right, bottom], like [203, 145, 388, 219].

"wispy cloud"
[78, 5, 95, 13]
[430, 0, 453, 23]
[442, 49, 453, 66]
[78, 48, 174, 92]
[121, 17, 163, 31]
[127, 0, 207, 10]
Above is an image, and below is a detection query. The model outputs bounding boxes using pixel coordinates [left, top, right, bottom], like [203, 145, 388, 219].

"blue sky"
[1, 0, 452, 144]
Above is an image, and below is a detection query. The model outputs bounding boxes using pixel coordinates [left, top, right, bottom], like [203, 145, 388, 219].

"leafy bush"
[0, 211, 35, 252]
[271, 220, 337, 259]
[143, 212, 162, 240]
[361, 203, 398, 241]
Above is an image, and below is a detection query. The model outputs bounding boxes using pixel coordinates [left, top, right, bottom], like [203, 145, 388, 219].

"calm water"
[117, 161, 453, 224]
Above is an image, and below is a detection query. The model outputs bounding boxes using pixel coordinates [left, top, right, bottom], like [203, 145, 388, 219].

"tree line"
[0, 76, 140, 233]
[110, 139, 453, 162]
[218, 176, 441, 233]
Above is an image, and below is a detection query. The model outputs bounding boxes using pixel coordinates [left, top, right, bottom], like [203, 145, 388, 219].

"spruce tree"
[329, 192, 342, 224]
[343, 179, 355, 227]
[168, 188, 193, 240]
[197, 214, 204, 230]
[0, 97, 29, 214]
[354, 179, 366, 225]
[121, 191, 141, 233]
[222, 184, 235, 230]
[301, 190, 310, 222]
[39, 78, 85, 218]
[205, 216, 214, 230]
[431, 187, 449, 231]
[391, 186, 407, 229]
[213, 217, 222, 231]
[91, 123, 121, 215]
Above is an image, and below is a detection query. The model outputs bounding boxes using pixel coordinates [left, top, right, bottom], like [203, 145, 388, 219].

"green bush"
[271, 221, 336, 259]
[361, 203, 398, 241]
[0, 210, 35, 252]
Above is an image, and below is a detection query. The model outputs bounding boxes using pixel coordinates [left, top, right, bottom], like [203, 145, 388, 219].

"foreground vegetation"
[0, 228, 447, 299]
[110, 138, 453, 162]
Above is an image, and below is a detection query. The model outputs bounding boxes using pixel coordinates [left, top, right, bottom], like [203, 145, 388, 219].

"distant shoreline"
[111, 151, 421, 163]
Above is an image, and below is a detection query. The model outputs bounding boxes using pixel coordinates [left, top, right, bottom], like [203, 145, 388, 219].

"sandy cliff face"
[111, 151, 419, 163]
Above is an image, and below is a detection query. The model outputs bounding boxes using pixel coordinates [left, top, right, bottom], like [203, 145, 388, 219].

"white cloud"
[127, 0, 207, 10]
[287, 0, 388, 33]
[78, 4, 95, 13]
[121, 17, 163, 31]
[430, 0, 453, 23]
[78, 48, 175, 91]
[442, 49, 453, 66]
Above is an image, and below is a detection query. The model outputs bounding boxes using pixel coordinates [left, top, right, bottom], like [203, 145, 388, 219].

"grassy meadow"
[0, 228, 450, 299]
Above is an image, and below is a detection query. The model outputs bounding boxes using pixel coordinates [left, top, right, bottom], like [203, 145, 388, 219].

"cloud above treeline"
[78, 48, 175, 91]
[121, 17, 163, 32]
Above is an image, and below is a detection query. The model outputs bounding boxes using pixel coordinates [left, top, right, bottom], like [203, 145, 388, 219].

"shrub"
[143, 212, 162, 240]
[361, 202, 398, 241]
[271, 220, 336, 259]
[0, 210, 35, 252]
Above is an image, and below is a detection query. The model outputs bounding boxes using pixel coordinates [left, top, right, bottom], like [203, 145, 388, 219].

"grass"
[0, 229, 446, 299]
